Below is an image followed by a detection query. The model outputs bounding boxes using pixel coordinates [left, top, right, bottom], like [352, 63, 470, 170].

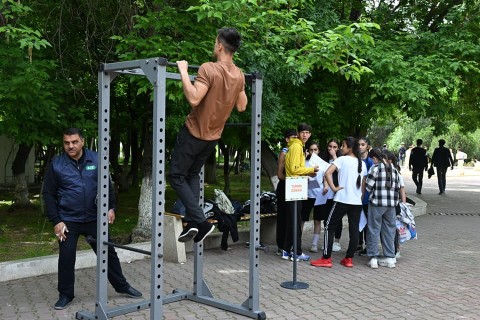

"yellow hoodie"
[285, 137, 315, 177]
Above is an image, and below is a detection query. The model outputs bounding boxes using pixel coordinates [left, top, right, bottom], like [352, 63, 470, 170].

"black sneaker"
[358, 248, 367, 256]
[178, 222, 198, 242]
[193, 221, 215, 243]
[54, 295, 73, 310]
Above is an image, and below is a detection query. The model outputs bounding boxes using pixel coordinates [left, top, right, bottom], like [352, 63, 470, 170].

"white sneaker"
[310, 245, 318, 253]
[332, 242, 341, 252]
[281, 250, 291, 260]
[378, 257, 396, 268]
[367, 258, 378, 269]
[395, 251, 401, 259]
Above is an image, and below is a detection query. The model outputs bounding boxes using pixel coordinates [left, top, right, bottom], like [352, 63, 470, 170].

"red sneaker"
[340, 257, 353, 267]
[311, 257, 332, 268]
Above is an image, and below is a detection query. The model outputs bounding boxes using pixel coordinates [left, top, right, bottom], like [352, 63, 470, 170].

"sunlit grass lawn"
[0, 170, 273, 262]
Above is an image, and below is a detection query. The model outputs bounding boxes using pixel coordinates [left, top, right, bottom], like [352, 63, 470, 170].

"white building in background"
[0, 135, 35, 185]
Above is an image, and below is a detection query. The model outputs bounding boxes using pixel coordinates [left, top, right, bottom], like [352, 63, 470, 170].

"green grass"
[0, 170, 273, 262]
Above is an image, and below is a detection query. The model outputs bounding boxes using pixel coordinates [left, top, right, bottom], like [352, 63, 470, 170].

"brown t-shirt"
[185, 61, 245, 141]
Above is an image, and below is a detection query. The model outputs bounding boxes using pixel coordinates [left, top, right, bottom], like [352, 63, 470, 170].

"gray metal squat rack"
[75, 57, 265, 320]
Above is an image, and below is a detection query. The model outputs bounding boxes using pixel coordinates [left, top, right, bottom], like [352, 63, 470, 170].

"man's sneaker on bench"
[193, 221, 215, 243]
[178, 222, 198, 242]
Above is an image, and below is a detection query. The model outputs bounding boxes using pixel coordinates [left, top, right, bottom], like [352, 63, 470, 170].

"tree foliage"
[0, 0, 479, 181]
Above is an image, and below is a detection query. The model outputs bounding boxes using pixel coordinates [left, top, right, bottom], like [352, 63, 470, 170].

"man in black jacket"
[409, 139, 428, 194]
[43, 128, 142, 310]
[431, 139, 454, 195]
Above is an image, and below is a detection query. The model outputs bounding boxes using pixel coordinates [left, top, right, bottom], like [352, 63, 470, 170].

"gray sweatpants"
[366, 204, 396, 258]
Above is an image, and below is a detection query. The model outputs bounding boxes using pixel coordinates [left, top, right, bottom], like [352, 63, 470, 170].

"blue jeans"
[168, 126, 218, 224]
[58, 221, 130, 299]
[366, 204, 396, 258]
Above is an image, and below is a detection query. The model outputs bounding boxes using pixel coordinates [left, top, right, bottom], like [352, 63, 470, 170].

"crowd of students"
[275, 124, 407, 268]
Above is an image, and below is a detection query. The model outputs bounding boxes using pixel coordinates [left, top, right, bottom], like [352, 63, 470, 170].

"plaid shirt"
[365, 162, 401, 207]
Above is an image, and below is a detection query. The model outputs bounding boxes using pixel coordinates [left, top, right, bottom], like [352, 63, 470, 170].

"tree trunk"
[131, 175, 153, 242]
[204, 149, 217, 184]
[132, 127, 152, 242]
[218, 139, 230, 195]
[11, 143, 33, 209]
[261, 141, 278, 190]
[127, 126, 139, 188]
[109, 125, 122, 190]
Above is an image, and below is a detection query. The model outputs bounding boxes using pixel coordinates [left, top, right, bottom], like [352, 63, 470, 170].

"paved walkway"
[1, 168, 479, 319]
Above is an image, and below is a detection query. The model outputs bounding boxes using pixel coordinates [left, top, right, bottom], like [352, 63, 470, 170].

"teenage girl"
[317, 139, 343, 252]
[311, 137, 367, 268]
[301, 142, 329, 253]
[365, 148, 402, 269]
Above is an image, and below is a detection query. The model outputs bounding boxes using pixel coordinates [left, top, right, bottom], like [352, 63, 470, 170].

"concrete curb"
[0, 242, 151, 282]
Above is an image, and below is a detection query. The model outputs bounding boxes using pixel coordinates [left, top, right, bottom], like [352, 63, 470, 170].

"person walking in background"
[431, 139, 454, 195]
[311, 137, 367, 268]
[275, 128, 297, 257]
[455, 147, 468, 176]
[283, 123, 319, 262]
[365, 148, 402, 269]
[409, 139, 428, 194]
[42, 128, 142, 310]
[168, 28, 247, 243]
[382, 144, 388, 153]
[398, 143, 406, 168]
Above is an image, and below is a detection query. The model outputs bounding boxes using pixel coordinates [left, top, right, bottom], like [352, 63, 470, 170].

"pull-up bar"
[76, 57, 265, 320]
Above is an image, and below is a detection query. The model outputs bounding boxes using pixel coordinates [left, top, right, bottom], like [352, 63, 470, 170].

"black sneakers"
[54, 295, 73, 310]
[193, 221, 215, 243]
[178, 222, 198, 242]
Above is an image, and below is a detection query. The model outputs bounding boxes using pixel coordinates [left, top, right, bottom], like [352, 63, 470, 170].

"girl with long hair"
[311, 137, 367, 268]
[365, 148, 402, 269]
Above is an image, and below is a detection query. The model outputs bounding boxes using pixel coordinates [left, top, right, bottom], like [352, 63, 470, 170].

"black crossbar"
[86, 235, 162, 258]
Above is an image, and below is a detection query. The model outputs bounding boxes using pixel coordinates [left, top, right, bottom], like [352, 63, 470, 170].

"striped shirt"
[365, 162, 401, 207]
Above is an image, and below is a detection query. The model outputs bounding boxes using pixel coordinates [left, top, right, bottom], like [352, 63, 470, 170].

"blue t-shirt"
[362, 157, 374, 205]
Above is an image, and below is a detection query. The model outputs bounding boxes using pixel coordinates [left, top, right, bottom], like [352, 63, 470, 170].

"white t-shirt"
[305, 156, 329, 204]
[399, 173, 405, 188]
[332, 156, 367, 205]
[456, 151, 467, 161]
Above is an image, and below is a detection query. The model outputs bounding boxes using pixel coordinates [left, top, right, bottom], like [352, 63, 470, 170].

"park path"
[0, 168, 479, 319]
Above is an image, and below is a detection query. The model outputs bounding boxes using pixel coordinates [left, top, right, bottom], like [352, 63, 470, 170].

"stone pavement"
[1, 168, 479, 319]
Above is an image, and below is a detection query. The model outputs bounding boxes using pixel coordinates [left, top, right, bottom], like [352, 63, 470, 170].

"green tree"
[0, 0, 61, 208]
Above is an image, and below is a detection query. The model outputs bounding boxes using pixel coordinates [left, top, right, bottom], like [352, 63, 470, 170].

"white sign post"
[285, 176, 308, 201]
[281, 176, 309, 290]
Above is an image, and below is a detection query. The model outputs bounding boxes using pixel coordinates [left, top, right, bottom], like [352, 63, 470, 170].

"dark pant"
[323, 202, 362, 259]
[58, 221, 130, 299]
[284, 200, 303, 255]
[436, 166, 448, 193]
[168, 126, 218, 224]
[275, 180, 287, 251]
[412, 168, 424, 193]
[301, 197, 316, 221]
[319, 199, 342, 239]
